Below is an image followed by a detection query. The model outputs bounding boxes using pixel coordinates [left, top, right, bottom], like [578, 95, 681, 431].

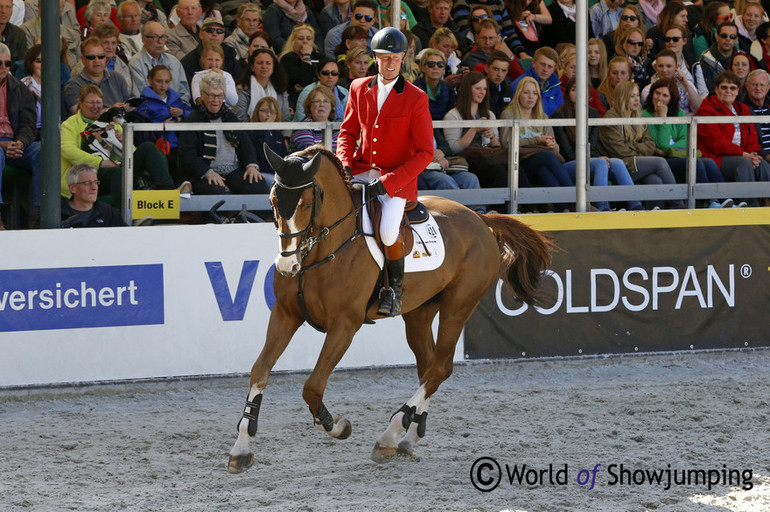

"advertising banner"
[465, 210, 770, 359]
[0, 224, 440, 387]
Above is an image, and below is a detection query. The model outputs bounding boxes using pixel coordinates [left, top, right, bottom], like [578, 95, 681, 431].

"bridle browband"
[273, 175, 369, 333]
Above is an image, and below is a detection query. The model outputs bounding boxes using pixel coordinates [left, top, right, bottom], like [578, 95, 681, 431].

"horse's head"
[265, 144, 323, 276]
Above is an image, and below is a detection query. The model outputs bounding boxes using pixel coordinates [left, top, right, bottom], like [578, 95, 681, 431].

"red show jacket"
[337, 75, 434, 201]
[695, 94, 762, 167]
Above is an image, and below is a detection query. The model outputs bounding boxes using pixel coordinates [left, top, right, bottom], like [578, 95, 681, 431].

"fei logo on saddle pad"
[0, 265, 164, 332]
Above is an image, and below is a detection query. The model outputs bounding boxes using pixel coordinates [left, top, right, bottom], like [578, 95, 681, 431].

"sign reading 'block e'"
[132, 190, 181, 219]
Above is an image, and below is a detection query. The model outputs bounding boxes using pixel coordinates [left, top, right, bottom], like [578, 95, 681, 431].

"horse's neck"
[317, 165, 355, 223]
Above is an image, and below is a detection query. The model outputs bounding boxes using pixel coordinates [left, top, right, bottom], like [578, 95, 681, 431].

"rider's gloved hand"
[366, 179, 388, 201]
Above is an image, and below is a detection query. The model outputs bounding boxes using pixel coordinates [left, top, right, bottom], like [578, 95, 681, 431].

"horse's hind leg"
[228, 307, 303, 474]
[372, 303, 437, 462]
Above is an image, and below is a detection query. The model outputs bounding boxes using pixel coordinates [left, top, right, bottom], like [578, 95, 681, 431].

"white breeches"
[378, 195, 406, 247]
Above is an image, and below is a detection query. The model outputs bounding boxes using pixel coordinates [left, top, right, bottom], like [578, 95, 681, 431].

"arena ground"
[1, 348, 768, 511]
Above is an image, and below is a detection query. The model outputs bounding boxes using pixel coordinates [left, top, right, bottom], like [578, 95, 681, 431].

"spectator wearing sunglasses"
[324, 0, 378, 59]
[413, 48, 455, 120]
[181, 18, 241, 85]
[700, 21, 740, 94]
[412, 0, 467, 55]
[63, 37, 131, 114]
[603, 4, 644, 59]
[615, 26, 652, 88]
[692, 2, 731, 59]
[644, 1, 697, 67]
[262, 0, 323, 54]
[293, 57, 349, 121]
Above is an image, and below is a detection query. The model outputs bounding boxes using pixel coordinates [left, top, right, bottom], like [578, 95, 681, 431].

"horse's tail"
[477, 212, 556, 306]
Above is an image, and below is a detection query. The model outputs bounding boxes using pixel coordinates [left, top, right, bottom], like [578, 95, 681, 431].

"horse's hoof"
[334, 417, 352, 440]
[227, 453, 254, 474]
[371, 442, 398, 464]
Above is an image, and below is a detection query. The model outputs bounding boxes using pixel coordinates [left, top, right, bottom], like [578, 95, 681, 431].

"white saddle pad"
[360, 190, 445, 273]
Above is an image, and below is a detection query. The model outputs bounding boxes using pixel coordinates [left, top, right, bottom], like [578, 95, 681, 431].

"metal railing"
[120, 114, 770, 220]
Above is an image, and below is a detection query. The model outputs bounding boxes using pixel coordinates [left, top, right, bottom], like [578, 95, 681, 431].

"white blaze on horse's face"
[273, 188, 315, 277]
[275, 213, 302, 276]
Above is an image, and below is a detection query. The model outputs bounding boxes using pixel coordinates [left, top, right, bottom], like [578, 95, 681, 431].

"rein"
[274, 177, 369, 333]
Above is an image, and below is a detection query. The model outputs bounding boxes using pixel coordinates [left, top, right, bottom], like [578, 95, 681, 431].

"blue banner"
[0, 265, 164, 332]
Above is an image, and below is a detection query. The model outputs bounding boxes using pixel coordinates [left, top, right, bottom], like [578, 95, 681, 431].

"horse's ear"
[302, 152, 322, 177]
[263, 143, 285, 175]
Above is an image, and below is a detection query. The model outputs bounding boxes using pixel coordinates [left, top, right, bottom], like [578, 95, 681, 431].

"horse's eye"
[302, 203, 312, 211]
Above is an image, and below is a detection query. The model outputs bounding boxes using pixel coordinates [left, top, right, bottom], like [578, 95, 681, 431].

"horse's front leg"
[228, 306, 303, 473]
[303, 321, 360, 441]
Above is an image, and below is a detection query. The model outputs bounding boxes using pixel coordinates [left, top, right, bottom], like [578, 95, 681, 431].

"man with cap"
[181, 17, 241, 83]
[337, 27, 434, 317]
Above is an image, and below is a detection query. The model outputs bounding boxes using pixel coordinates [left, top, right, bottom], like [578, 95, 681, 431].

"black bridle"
[273, 176, 369, 332]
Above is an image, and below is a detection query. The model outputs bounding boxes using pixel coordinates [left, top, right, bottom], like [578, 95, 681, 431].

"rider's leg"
[378, 196, 406, 316]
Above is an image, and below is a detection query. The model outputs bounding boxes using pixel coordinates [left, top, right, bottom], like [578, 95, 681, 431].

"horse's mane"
[295, 144, 353, 191]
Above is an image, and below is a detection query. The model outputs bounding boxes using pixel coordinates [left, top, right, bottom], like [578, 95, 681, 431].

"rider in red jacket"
[337, 28, 434, 316]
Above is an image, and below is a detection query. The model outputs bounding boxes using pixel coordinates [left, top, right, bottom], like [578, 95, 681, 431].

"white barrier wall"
[0, 224, 460, 388]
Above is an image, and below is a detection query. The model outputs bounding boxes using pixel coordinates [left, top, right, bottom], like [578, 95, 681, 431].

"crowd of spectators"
[3, 0, 770, 229]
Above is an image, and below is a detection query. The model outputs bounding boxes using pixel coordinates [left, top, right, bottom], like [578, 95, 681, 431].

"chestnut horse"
[228, 145, 553, 473]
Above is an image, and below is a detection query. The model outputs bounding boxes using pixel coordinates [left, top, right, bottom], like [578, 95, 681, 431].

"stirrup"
[377, 286, 395, 316]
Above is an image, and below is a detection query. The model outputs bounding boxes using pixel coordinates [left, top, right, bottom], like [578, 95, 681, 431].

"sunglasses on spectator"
[717, 13, 734, 21]
[204, 27, 225, 34]
[0, 60, 12, 67]
[664, 36, 682, 43]
[320, 70, 340, 76]
[424, 61, 445, 68]
[84, 54, 106, 60]
[471, 14, 489, 22]
[400, 13, 408, 20]
[626, 40, 644, 47]
[719, 33, 738, 39]
[621, 15, 638, 22]
[354, 13, 374, 22]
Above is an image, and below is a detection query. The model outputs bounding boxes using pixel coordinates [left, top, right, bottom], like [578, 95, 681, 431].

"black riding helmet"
[370, 27, 407, 54]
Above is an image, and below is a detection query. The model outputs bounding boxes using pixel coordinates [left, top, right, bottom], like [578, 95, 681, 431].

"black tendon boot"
[378, 238, 405, 316]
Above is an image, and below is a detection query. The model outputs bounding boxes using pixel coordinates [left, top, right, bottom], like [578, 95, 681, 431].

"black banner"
[465, 225, 770, 359]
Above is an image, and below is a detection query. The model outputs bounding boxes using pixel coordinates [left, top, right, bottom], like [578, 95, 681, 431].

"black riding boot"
[378, 256, 405, 316]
